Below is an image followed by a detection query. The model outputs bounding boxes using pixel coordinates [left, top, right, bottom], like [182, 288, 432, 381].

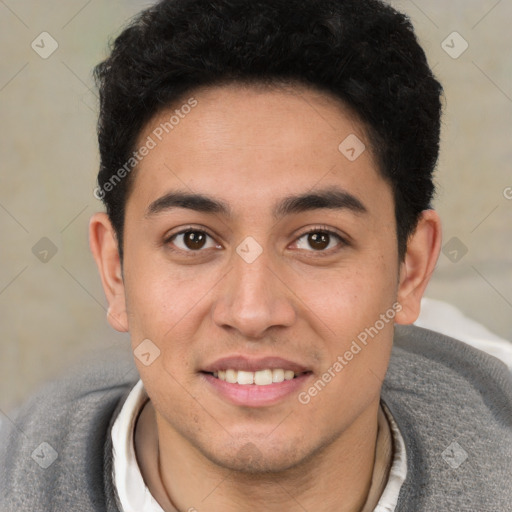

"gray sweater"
[1, 325, 511, 511]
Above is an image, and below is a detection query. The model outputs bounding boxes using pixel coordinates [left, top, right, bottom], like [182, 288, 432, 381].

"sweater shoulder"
[0, 350, 139, 512]
[384, 325, 512, 511]
[389, 324, 512, 412]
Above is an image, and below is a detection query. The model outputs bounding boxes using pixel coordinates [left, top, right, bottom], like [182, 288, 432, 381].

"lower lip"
[201, 372, 312, 407]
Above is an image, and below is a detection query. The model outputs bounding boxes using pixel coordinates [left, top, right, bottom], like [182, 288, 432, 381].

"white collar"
[111, 380, 407, 512]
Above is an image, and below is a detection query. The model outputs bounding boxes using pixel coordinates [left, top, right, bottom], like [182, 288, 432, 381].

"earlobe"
[395, 209, 442, 325]
[89, 212, 129, 332]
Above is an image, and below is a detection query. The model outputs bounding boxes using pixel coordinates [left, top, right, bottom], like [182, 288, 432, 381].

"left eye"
[294, 230, 344, 252]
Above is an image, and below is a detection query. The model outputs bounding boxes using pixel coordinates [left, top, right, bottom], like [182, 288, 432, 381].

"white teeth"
[225, 369, 237, 384]
[254, 369, 273, 386]
[284, 370, 295, 381]
[272, 369, 284, 383]
[237, 370, 254, 385]
[213, 368, 302, 385]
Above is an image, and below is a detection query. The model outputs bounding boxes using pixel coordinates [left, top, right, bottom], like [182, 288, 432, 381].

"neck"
[135, 398, 388, 512]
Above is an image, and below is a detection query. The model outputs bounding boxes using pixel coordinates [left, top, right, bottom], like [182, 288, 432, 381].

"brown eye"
[307, 232, 330, 250]
[295, 229, 345, 252]
[167, 229, 219, 252]
[183, 230, 207, 250]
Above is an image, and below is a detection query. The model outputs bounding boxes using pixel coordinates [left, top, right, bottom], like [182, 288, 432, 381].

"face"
[105, 83, 406, 472]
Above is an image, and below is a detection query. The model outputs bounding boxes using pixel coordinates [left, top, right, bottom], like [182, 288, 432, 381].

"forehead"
[138, 82, 370, 155]
[127, 82, 391, 217]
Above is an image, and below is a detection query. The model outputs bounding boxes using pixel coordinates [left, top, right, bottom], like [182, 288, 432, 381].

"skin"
[90, 83, 441, 512]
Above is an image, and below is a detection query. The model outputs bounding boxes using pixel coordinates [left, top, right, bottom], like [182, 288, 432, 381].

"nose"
[212, 248, 296, 340]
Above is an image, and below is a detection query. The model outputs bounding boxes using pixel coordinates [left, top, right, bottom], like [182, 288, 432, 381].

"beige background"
[1, 0, 511, 413]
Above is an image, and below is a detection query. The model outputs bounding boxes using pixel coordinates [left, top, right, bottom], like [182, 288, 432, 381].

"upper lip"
[201, 356, 311, 373]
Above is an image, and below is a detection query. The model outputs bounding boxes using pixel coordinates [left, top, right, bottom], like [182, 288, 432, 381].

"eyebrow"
[145, 187, 368, 220]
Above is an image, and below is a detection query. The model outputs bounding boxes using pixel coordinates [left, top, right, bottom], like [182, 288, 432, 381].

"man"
[2, 0, 511, 510]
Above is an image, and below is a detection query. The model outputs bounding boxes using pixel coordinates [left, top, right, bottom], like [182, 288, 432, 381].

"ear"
[89, 212, 129, 332]
[395, 209, 442, 325]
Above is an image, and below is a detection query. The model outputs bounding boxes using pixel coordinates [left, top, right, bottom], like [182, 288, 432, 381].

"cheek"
[135, 355, 202, 441]
[122, 252, 210, 338]
[123, 264, 217, 390]
[296, 254, 397, 332]
[296, 250, 397, 380]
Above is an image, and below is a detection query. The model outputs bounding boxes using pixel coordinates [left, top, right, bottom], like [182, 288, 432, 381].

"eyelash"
[164, 225, 348, 257]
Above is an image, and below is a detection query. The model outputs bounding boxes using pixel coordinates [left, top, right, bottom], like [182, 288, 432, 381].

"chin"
[200, 437, 313, 475]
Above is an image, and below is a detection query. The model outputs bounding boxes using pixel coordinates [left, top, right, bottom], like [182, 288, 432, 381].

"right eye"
[165, 228, 222, 254]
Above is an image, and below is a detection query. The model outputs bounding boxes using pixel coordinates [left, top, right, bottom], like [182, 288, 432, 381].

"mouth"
[199, 356, 314, 407]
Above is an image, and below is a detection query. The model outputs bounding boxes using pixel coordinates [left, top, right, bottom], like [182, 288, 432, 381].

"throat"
[134, 400, 177, 511]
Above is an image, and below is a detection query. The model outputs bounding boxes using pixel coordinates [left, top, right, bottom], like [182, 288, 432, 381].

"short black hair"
[94, 0, 443, 262]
